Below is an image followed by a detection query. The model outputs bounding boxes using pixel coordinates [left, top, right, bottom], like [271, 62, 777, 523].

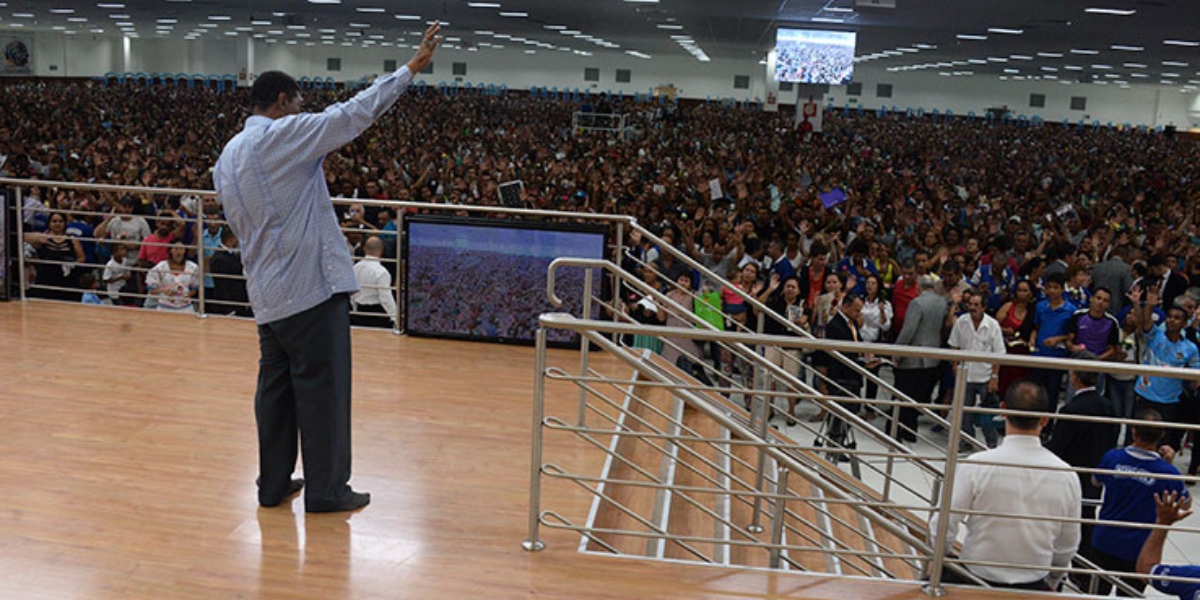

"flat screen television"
[403, 215, 607, 346]
[774, 28, 857, 85]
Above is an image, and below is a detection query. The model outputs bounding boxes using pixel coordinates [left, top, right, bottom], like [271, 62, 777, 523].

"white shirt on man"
[931, 434, 1081, 585]
[351, 256, 396, 323]
[947, 312, 1007, 383]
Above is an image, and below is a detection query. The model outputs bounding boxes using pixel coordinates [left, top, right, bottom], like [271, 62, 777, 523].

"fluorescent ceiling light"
[956, 34, 987, 41]
[811, 17, 844, 23]
[1070, 48, 1100, 54]
[394, 15, 421, 20]
[1037, 52, 1064, 58]
[656, 24, 683, 30]
[68, 17, 89, 22]
[499, 12, 528, 17]
[209, 15, 232, 21]
[349, 23, 371, 28]
[467, 2, 501, 6]
[624, 0, 660, 3]
[97, 3, 125, 7]
[1063, 65, 1084, 70]
[1091, 64, 1113, 69]
[1111, 44, 1143, 51]
[1010, 54, 1033, 60]
[309, 0, 341, 4]
[1163, 60, 1189, 67]
[1123, 62, 1147, 68]
[543, 25, 566, 30]
[1084, 7, 1136, 15]
[356, 7, 386, 12]
[251, 20, 271, 26]
[1163, 40, 1199, 47]
[50, 8, 75, 14]
[987, 27, 1024, 35]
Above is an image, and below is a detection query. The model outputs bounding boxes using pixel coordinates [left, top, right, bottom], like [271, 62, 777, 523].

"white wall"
[15, 31, 1199, 129]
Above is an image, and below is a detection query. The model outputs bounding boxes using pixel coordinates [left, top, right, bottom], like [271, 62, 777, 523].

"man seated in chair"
[930, 380, 1081, 591]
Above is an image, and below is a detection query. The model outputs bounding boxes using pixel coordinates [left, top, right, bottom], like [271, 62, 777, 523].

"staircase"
[580, 352, 928, 579]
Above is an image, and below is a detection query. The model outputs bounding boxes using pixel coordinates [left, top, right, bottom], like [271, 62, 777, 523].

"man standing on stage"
[214, 25, 441, 512]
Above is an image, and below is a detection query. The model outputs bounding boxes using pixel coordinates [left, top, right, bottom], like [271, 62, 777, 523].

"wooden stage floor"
[0, 301, 1056, 599]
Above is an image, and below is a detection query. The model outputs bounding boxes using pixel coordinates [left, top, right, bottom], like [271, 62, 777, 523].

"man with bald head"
[351, 236, 397, 329]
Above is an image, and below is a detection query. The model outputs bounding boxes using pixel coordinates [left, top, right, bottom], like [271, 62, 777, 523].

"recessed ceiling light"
[967, 59, 987, 65]
[1010, 55, 1033, 60]
[811, 17, 844, 23]
[1163, 72, 1181, 77]
[251, 20, 271, 26]
[198, 23, 217, 28]
[309, 0, 341, 4]
[1084, 7, 1137, 15]
[1092, 64, 1113, 69]
[1123, 62, 1146, 68]
[987, 27, 1024, 35]
[1063, 65, 1084, 70]
[1130, 72, 1148, 78]
[956, 34, 987, 41]
[987, 57, 1009, 62]
[914, 44, 937, 50]
[12, 12, 34, 18]
[156, 18, 177, 24]
[1003, 68, 1019, 74]
[68, 17, 89, 22]
[97, 3, 125, 7]
[1041, 66, 1058, 71]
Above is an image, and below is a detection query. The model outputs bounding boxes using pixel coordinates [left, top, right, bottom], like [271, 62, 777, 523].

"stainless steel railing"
[526, 312, 1200, 596]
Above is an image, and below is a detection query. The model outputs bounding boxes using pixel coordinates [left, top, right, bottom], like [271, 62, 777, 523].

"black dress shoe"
[306, 490, 371, 513]
[259, 478, 305, 507]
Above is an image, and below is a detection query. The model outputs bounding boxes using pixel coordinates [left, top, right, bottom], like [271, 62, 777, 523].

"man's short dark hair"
[1044, 271, 1067, 287]
[1004, 379, 1048, 430]
[1070, 350, 1100, 388]
[1131, 408, 1165, 445]
[250, 71, 299, 113]
[1093, 286, 1112, 299]
[841, 291, 861, 307]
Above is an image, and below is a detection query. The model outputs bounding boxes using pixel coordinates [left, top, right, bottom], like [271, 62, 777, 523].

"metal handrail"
[528, 313, 1196, 596]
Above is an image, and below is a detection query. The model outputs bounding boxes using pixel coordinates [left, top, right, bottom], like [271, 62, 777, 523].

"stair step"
[662, 402, 723, 562]
[586, 383, 676, 555]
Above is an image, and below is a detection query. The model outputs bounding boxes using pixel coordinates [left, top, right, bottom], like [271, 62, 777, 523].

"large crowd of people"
[5, 76, 1200, 589]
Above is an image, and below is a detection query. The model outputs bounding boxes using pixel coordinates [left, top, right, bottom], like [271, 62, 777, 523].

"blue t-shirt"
[1152, 564, 1200, 600]
[1093, 446, 1187, 561]
[1033, 298, 1078, 358]
[1136, 324, 1200, 404]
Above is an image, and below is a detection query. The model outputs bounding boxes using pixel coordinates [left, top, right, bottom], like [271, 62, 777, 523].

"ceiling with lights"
[0, 0, 1196, 89]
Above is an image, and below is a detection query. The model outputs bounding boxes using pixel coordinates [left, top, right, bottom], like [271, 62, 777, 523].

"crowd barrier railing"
[527, 311, 1200, 596]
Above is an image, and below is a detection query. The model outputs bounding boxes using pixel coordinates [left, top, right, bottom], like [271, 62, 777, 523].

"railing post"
[394, 209, 405, 335]
[15, 187, 25, 302]
[768, 467, 789, 568]
[923, 361, 970, 597]
[577, 268, 593, 426]
[611, 221, 625, 344]
[523, 327, 549, 552]
[195, 206, 208, 318]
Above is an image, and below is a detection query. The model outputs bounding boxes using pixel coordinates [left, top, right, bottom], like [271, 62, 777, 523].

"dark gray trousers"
[255, 293, 354, 506]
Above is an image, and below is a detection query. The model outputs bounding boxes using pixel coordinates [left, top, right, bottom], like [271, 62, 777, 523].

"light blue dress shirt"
[214, 66, 415, 324]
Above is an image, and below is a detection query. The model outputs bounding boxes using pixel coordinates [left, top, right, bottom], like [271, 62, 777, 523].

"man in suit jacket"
[1047, 355, 1120, 586]
[890, 275, 948, 442]
[1150, 253, 1190, 311]
[819, 292, 866, 448]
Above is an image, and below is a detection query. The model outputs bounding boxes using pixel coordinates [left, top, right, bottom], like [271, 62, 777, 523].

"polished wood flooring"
[0, 301, 1057, 599]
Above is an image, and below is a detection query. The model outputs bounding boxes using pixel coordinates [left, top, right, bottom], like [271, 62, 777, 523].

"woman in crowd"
[23, 212, 85, 302]
[859, 273, 893, 408]
[762, 274, 810, 421]
[145, 241, 199, 312]
[996, 279, 1037, 399]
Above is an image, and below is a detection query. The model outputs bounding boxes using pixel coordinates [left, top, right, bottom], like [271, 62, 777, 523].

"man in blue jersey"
[1030, 272, 1077, 415]
[1134, 284, 1200, 451]
[1137, 490, 1200, 600]
[214, 25, 441, 513]
[1091, 409, 1187, 595]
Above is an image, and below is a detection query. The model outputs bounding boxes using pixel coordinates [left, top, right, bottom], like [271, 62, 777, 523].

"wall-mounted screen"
[404, 215, 606, 346]
[774, 28, 857, 85]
